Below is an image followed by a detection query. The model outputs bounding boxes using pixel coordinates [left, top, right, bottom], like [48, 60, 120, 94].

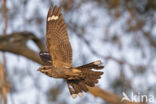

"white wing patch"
[93, 60, 102, 65]
[78, 92, 83, 97]
[72, 94, 77, 99]
[48, 15, 59, 21]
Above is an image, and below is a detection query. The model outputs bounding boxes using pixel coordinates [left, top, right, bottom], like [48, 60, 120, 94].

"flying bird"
[37, 5, 104, 98]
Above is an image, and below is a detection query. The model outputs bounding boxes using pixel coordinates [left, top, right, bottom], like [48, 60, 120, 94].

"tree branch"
[1, 0, 8, 103]
[0, 63, 10, 104]
[0, 32, 45, 64]
[88, 87, 145, 104]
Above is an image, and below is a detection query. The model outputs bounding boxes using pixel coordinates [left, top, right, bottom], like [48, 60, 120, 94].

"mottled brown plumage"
[46, 6, 72, 68]
[37, 5, 104, 98]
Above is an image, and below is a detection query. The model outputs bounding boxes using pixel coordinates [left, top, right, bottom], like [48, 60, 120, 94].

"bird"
[37, 5, 104, 98]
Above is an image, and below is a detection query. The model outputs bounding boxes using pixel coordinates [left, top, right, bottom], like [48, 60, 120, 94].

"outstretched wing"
[46, 6, 72, 68]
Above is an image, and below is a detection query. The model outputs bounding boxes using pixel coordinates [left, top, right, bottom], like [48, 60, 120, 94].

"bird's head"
[37, 66, 52, 76]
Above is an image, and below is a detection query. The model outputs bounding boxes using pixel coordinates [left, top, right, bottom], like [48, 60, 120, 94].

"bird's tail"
[67, 60, 104, 98]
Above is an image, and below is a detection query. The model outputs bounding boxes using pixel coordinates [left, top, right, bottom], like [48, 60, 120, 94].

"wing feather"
[46, 6, 72, 68]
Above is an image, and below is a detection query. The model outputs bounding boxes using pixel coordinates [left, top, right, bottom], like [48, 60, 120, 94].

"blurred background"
[0, 0, 156, 104]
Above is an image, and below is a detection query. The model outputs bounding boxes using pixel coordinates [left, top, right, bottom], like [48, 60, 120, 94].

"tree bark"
[0, 32, 45, 64]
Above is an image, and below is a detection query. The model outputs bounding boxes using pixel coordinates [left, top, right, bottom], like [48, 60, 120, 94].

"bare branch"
[0, 63, 10, 104]
[1, 0, 8, 103]
[2, 0, 8, 35]
[0, 32, 45, 65]
[88, 86, 145, 104]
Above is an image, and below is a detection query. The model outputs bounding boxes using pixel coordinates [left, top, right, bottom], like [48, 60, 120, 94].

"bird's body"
[38, 66, 72, 78]
[37, 5, 104, 98]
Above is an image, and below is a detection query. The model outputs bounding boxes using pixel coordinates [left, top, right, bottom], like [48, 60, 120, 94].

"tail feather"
[72, 82, 81, 94]
[85, 79, 96, 87]
[67, 81, 75, 95]
[75, 60, 104, 70]
[67, 80, 84, 98]
[78, 81, 88, 92]
[67, 60, 104, 98]
[82, 69, 103, 79]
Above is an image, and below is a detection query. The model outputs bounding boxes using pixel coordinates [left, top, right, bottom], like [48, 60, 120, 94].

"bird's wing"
[46, 6, 72, 68]
[39, 51, 52, 65]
